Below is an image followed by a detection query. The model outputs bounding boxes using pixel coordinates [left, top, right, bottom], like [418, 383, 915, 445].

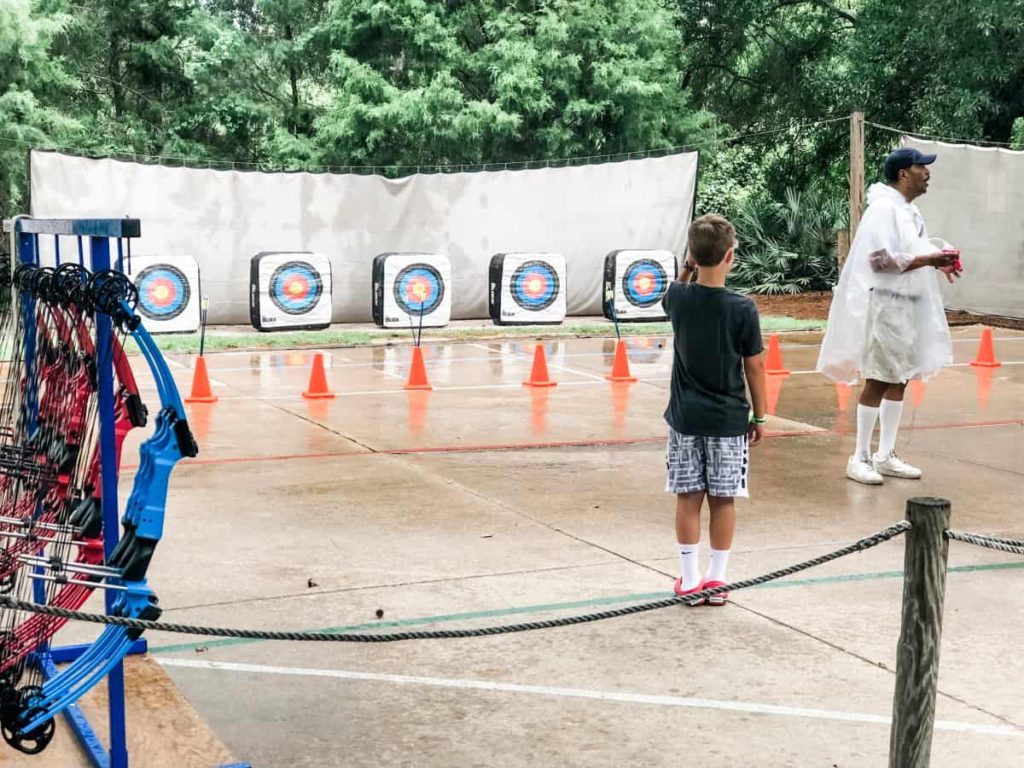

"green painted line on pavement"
[150, 560, 1024, 656]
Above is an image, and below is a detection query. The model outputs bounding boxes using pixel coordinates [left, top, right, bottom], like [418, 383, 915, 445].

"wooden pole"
[849, 111, 865, 243]
[838, 229, 850, 272]
[889, 497, 951, 768]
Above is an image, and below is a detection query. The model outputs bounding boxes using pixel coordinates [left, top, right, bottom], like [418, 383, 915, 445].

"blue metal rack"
[5, 217, 249, 768]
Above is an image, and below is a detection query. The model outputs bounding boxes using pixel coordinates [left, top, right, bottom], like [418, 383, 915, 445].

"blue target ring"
[270, 261, 323, 316]
[394, 264, 445, 316]
[137, 265, 190, 321]
[511, 260, 559, 311]
[621, 259, 667, 308]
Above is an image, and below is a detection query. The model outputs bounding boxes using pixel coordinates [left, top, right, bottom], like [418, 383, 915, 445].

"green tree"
[45, 0, 198, 154]
[189, 0, 334, 165]
[314, 0, 713, 168]
[852, 0, 1024, 142]
[0, 0, 78, 218]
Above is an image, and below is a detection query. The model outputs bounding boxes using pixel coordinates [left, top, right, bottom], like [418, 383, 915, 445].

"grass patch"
[121, 315, 823, 355]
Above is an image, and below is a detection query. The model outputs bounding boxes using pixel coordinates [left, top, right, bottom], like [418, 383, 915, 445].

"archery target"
[129, 255, 200, 333]
[372, 253, 452, 328]
[250, 252, 332, 331]
[603, 250, 676, 321]
[489, 253, 566, 325]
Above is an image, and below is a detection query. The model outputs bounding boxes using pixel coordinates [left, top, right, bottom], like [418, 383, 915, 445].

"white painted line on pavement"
[158, 659, 1022, 737]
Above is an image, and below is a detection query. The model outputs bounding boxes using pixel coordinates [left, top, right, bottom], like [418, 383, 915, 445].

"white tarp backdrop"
[29, 150, 698, 324]
[905, 138, 1024, 319]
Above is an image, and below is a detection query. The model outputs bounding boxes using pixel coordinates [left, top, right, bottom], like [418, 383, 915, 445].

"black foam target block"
[372, 253, 452, 329]
[602, 249, 676, 322]
[489, 253, 567, 326]
[249, 251, 333, 332]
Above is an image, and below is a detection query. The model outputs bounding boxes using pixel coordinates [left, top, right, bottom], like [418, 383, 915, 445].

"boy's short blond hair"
[688, 214, 736, 267]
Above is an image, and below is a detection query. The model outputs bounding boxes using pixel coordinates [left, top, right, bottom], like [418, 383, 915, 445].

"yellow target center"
[287, 281, 304, 296]
[411, 282, 428, 301]
[153, 285, 170, 301]
[526, 278, 543, 294]
[637, 276, 652, 292]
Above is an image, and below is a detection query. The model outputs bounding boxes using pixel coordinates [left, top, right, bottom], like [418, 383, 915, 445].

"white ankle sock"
[855, 404, 879, 460]
[706, 548, 731, 583]
[876, 399, 903, 459]
[678, 543, 701, 590]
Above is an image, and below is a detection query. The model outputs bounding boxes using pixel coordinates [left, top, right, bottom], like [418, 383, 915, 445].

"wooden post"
[838, 229, 850, 271]
[849, 111, 865, 243]
[889, 497, 951, 768]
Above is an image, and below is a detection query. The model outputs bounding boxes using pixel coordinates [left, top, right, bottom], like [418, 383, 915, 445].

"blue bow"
[2, 271, 196, 752]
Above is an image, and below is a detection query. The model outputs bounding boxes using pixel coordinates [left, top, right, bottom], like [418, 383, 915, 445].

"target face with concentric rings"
[621, 258, 668, 308]
[511, 260, 560, 311]
[269, 261, 324, 316]
[137, 264, 191, 321]
[604, 249, 675, 321]
[394, 264, 445, 316]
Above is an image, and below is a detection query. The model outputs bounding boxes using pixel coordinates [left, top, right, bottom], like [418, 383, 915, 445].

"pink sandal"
[673, 578, 706, 606]
[703, 580, 729, 606]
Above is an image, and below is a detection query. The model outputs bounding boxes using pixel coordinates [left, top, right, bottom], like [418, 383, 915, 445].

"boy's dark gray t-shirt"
[662, 281, 764, 437]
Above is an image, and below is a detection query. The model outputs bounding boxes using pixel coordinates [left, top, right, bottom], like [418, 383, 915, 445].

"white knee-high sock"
[855, 404, 879, 460]
[678, 543, 701, 590]
[876, 399, 904, 458]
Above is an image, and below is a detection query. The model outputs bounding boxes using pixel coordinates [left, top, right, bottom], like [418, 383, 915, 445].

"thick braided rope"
[945, 530, 1024, 557]
[0, 522, 910, 643]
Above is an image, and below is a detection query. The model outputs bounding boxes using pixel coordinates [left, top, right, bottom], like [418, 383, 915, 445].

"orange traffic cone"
[970, 328, 1002, 368]
[910, 379, 926, 408]
[523, 344, 557, 387]
[302, 353, 335, 399]
[404, 346, 432, 391]
[185, 357, 218, 403]
[765, 334, 789, 375]
[606, 340, 638, 382]
[766, 372, 784, 416]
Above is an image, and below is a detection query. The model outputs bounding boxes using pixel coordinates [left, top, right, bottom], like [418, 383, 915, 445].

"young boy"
[662, 214, 767, 606]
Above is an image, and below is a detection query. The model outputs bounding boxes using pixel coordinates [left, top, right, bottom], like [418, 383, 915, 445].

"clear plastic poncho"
[817, 183, 952, 385]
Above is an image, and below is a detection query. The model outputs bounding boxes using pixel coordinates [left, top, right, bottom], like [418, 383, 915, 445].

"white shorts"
[665, 429, 750, 498]
[862, 288, 919, 384]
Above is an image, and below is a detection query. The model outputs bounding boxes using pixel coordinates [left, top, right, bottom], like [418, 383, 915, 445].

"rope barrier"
[945, 530, 1024, 557]
[0, 521, 910, 643]
[866, 121, 1017, 148]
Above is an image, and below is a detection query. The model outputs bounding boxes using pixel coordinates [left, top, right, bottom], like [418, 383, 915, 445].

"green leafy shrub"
[729, 183, 846, 295]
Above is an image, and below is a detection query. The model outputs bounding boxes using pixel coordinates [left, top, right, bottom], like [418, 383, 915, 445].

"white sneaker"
[873, 452, 922, 480]
[846, 455, 884, 485]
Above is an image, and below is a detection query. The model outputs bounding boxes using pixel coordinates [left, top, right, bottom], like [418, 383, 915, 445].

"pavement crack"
[389, 456, 671, 578]
[258, 397, 379, 454]
[730, 601, 1024, 732]
[162, 560, 616, 614]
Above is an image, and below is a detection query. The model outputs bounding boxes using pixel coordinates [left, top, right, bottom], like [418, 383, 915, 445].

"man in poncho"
[818, 147, 961, 485]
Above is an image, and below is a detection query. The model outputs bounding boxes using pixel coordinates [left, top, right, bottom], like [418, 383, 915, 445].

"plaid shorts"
[665, 429, 750, 498]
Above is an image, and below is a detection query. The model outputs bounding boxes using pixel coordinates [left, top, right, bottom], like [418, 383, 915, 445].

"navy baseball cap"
[884, 147, 937, 182]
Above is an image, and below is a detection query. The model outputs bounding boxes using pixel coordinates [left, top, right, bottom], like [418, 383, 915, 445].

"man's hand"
[748, 422, 764, 446]
[901, 250, 959, 274]
[927, 251, 959, 269]
[937, 263, 962, 283]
